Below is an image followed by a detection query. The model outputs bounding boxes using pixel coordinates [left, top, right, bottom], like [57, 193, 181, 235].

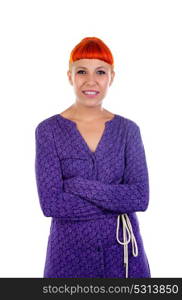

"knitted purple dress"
[35, 113, 151, 278]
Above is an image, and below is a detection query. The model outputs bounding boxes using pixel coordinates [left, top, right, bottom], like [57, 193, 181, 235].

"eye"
[77, 70, 86, 74]
[77, 70, 106, 75]
[97, 70, 106, 75]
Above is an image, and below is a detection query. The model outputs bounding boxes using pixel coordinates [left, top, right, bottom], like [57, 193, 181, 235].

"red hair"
[69, 37, 114, 70]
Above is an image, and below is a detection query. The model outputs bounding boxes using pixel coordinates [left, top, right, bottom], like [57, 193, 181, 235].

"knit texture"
[35, 113, 151, 278]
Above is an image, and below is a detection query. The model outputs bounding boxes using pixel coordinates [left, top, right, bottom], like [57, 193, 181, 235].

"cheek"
[100, 82, 110, 92]
[73, 75, 83, 87]
[99, 77, 110, 88]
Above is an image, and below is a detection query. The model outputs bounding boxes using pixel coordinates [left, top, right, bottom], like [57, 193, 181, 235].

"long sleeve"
[35, 120, 106, 218]
[63, 123, 149, 214]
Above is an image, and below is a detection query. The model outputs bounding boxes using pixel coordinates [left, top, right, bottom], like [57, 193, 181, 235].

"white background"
[0, 0, 182, 278]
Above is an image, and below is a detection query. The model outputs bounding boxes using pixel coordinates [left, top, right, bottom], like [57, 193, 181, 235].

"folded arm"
[35, 120, 106, 218]
[63, 124, 150, 214]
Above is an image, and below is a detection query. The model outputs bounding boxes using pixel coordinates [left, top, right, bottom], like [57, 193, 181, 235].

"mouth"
[82, 90, 100, 98]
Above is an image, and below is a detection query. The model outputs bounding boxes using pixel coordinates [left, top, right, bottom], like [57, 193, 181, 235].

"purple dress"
[35, 113, 151, 278]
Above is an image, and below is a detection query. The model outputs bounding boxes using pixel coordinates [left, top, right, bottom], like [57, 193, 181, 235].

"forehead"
[72, 59, 111, 70]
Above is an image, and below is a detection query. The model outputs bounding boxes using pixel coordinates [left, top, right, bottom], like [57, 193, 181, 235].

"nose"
[85, 73, 97, 84]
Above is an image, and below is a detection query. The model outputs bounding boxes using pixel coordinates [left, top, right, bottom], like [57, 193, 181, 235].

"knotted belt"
[116, 214, 138, 278]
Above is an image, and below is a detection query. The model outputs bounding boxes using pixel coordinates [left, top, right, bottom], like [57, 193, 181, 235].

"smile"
[82, 90, 100, 98]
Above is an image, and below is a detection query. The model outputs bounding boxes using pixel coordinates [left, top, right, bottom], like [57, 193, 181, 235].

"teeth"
[83, 91, 97, 95]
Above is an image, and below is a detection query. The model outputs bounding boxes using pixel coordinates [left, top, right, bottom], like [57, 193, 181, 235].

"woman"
[35, 36, 151, 278]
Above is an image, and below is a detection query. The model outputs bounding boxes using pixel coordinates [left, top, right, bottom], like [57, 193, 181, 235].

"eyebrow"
[75, 66, 107, 70]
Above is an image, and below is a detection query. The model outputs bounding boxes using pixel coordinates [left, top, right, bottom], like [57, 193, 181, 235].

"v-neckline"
[57, 113, 118, 156]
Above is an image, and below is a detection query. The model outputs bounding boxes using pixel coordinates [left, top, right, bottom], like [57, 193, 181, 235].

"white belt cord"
[116, 214, 138, 278]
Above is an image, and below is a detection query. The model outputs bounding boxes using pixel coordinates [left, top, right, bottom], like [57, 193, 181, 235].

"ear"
[109, 70, 115, 86]
[67, 70, 73, 86]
